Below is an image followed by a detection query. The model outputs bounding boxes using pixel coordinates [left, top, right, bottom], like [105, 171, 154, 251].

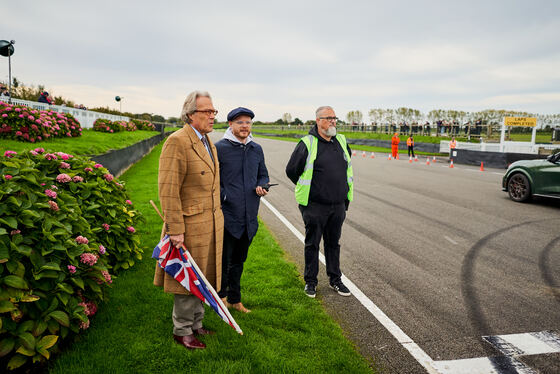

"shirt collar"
[189, 124, 204, 140]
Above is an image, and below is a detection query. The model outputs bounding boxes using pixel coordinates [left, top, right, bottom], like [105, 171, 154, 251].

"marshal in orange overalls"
[391, 133, 400, 158]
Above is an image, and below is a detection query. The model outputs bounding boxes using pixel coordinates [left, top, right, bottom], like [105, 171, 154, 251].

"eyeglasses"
[234, 120, 252, 125]
[194, 109, 218, 116]
[319, 117, 338, 122]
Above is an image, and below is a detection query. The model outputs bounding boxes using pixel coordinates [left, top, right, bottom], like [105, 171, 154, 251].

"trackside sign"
[504, 117, 537, 127]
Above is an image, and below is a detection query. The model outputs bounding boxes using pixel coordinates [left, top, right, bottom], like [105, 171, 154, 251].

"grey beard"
[325, 126, 337, 137]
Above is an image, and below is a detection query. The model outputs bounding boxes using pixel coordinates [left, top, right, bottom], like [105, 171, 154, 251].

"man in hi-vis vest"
[286, 106, 353, 298]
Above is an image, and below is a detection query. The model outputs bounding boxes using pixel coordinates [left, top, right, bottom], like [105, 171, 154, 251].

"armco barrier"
[454, 149, 548, 169]
[90, 131, 172, 177]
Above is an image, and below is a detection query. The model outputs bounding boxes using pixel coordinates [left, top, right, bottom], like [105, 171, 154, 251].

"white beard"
[325, 126, 337, 137]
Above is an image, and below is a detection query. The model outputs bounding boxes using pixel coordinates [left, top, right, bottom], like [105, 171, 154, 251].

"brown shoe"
[231, 302, 251, 313]
[173, 334, 206, 349]
[194, 327, 215, 336]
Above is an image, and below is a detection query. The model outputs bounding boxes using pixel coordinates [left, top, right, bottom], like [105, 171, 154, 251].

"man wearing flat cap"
[215, 107, 269, 313]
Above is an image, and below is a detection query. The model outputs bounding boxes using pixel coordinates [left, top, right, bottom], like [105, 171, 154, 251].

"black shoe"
[304, 284, 316, 298]
[329, 281, 351, 297]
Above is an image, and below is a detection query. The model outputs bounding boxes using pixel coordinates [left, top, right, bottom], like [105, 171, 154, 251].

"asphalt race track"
[210, 133, 560, 374]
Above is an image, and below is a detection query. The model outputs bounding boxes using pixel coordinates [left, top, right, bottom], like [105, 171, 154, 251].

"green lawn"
[0, 129, 163, 156]
[48, 142, 375, 374]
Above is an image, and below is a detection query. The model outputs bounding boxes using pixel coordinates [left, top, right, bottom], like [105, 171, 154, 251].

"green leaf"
[20, 295, 40, 302]
[0, 337, 15, 357]
[32, 321, 47, 337]
[7, 354, 28, 369]
[0, 228, 6, 236]
[16, 345, 35, 356]
[57, 292, 70, 305]
[36, 346, 50, 359]
[108, 208, 116, 218]
[6, 196, 21, 208]
[48, 311, 69, 327]
[55, 282, 72, 295]
[3, 275, 28, 289]
[0, 300, 16, 313]
[69, 277, 84, 290]
[0, 216, 18, 229]
[39, 263, 61, 272]
[15, 244, 32, 257]
[16, 320, 34, 334]
[21, 209, 40, 219]
[18, 331, 35, 350]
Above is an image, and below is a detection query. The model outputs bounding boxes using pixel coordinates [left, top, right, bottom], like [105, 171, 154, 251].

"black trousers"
[218, 228, 252, 304]
[408, 146, 415, 157]
[299, 201, 346, 286]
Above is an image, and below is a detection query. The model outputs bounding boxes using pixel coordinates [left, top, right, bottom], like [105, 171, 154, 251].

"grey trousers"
[173, 294, 204, 336]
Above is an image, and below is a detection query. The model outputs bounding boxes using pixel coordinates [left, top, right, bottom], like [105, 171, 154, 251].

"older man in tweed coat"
[155, 91, 224, 350]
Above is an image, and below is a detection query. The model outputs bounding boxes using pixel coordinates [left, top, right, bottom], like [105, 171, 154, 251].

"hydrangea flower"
[99, 245, 106, 254]
[60, 162, 71, 169]
[102, 223, 110, 231]
[67, 265, 76, 274]
[101, 270, 112, 284]
[4, 174, 12, 180]
[84, 167, 93, 172]
[127, 226, 136, 233]
[72, 175, 84, 182]
[10, 229, 20, 235]
[104, 173, 114, 182]
[56, 173, 72, 183]
[94, 163, 103, 168]
[3, 150, 17, 158]
[80, 252, 97, 266]
[79, 319, 90, 330]
[75, 235, 89, 244]
[48, 200, 59, 211]
[126, 200, 132, 205]
[45, 189, 57, 199]
[44, 153, 58, 160]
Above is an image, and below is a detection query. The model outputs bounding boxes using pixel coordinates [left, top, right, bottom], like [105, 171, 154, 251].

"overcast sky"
[2, 1, 559, 122]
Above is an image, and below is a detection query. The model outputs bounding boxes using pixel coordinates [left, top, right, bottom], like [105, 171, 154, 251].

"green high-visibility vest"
[295, 134, 354, 206]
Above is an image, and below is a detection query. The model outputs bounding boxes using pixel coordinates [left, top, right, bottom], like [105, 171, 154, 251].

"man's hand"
[169, 234, 184, 248]
[255, 186, 268, 197]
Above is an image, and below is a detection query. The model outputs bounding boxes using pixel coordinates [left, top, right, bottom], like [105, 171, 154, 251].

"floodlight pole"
[8, 52, 11, 101]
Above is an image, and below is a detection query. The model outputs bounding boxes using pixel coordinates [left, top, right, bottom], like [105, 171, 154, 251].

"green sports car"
[502, 151, 560, 202]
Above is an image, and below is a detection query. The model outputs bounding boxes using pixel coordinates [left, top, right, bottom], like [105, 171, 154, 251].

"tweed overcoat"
[154, 125, 224, 294]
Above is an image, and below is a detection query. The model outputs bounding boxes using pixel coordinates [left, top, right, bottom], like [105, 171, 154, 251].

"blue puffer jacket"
[215, 129, 269, 240]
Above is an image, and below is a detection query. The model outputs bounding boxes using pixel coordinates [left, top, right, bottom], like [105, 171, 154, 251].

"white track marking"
[483, 331, 560, 356]
[444, 236, 458, 245]
[260, 197, 552, 374]
[434, 357, 537, 374]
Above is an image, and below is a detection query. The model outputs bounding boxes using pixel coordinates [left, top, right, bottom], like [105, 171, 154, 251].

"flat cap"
[227, 107, 254, 122]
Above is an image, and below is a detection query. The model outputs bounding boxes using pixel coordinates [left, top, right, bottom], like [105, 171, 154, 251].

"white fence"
[440, 140, 558, 154]
[0, 97, 129, 129]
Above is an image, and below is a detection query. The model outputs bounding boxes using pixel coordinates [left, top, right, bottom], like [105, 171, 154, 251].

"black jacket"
[215, 136, 269, 240]
[285, 125, 351, 206]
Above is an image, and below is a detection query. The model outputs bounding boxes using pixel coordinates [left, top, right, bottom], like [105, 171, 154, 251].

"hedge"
[0, 148, 143, 370]
[93, 119, 156, 133]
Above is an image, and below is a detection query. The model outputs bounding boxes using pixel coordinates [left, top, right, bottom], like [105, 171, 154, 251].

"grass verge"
[48, 141, 375, 373]
[0, 129, 164, 155]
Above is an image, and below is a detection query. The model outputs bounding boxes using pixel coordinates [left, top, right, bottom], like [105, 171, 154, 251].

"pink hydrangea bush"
[0, 149, 143, 370]
[0, 101, 82, 142]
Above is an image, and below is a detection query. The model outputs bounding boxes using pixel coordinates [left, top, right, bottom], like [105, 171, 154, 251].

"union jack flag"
[153, 235, 243, 335]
